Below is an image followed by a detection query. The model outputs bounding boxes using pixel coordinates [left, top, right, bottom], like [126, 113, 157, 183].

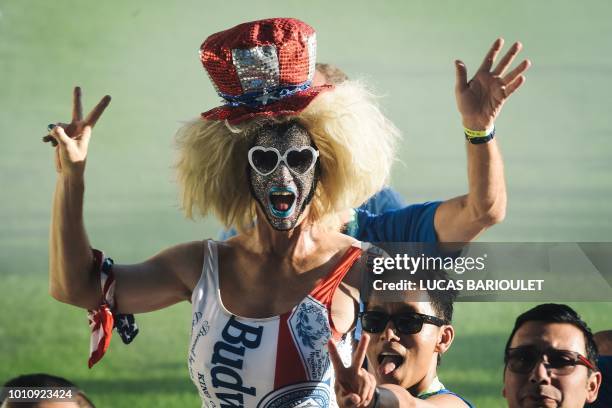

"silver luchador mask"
[248, 122, 319, 231]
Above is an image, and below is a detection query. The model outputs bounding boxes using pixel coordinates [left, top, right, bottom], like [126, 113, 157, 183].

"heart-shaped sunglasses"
[248, 146, 320, 176]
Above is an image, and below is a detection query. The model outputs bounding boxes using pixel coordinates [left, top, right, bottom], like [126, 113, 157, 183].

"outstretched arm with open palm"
[455, 38, 530, 130]
[434, 39, 531, 242]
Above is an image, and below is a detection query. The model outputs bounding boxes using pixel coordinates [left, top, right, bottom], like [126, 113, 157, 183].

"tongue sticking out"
[378, 356, 401, 376]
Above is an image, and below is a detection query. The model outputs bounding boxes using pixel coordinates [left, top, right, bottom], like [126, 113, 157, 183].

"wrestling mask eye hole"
[286, 148, 316, 174]
[250, 148, 279, 175]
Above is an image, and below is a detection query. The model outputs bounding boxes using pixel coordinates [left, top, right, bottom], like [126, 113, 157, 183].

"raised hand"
[329, 334, 377, 408]
[455, 38, 531, 130]
[43, 87, 111, 175]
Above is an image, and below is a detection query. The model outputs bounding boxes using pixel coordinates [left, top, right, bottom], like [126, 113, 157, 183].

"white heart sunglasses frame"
[248, 146, 320, 176]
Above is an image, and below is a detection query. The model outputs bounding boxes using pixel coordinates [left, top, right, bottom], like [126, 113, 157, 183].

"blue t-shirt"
[352, 201, 441, 347]
[358, 188, 405, 215]
[353, 201, 441, 242]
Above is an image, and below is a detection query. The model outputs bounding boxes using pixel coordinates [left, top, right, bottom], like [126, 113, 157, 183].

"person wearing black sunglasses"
[503, 304, 602, 408]
[329, 270, 473, 407]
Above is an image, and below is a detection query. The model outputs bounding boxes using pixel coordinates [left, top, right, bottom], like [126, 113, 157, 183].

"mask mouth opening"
[268, 187, 297, 217]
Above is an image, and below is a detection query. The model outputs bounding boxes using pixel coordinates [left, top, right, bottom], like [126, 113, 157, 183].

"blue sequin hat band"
[219, 81, 313, 109]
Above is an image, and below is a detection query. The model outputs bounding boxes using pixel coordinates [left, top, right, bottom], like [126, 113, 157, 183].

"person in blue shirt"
[327, 39, 529, 408]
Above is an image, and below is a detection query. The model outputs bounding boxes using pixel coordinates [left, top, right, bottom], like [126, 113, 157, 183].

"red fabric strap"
[87, 249, 115, 368]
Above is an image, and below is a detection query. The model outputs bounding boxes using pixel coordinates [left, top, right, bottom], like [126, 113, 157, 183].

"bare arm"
[111, 242, 202, 314]
[434, 38, 531, 242]
[49, 170, 98, 308]
[47, 87, 110, 308]
[434, 139, 506, 242]
[47, 87, 197, 312]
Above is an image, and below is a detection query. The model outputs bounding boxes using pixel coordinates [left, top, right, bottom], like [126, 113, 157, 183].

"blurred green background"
[1, 0, 611, 406]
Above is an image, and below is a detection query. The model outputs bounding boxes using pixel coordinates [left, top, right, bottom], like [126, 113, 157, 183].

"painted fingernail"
[42, 135, 58, 146]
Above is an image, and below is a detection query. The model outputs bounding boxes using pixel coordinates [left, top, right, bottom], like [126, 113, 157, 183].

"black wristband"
[465, 127, 496, 144]
[371, 386, 381, 408]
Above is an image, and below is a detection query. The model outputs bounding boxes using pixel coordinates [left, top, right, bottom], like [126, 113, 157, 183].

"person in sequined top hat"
[45, 18, 397, 407]
[45, 13, 532, 406]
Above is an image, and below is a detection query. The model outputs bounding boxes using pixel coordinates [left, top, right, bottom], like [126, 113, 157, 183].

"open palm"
[455, 38, 531, 130]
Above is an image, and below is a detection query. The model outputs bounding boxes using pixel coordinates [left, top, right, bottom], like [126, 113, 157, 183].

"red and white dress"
[188, 240, 362, 408]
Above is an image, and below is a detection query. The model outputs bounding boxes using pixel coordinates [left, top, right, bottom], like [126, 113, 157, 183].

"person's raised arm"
[46, 87, 111, 309]
[45, 87, 198, 312]
[434, 38, 531, 242]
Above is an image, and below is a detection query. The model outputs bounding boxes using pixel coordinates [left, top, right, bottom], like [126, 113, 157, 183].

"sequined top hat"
[200, 18, 332, 125]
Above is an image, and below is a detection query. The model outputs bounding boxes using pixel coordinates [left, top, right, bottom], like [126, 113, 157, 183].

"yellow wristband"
[464, 125, 495, 139]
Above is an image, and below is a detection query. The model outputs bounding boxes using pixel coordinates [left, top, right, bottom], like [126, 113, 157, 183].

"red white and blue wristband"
[87, 249, 138, 368]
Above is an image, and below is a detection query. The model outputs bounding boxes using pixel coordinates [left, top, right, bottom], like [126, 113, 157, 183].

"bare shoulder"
[112, 240, 207, 314]
[155, 240, 205, 258]
[324, 230, 360, 255]
[160, 240, 207, 290]
[343, 241, 386, 289]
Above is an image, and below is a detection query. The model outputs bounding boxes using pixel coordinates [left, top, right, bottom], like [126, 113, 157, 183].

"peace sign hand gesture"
[455, 38, 531, 131]
[329, 334, 378, 408]
[43, 87, 111, 176]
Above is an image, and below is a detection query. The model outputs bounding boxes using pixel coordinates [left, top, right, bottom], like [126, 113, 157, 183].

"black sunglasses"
[505, 345, 596, 375]
[360, 311, 447, 335]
